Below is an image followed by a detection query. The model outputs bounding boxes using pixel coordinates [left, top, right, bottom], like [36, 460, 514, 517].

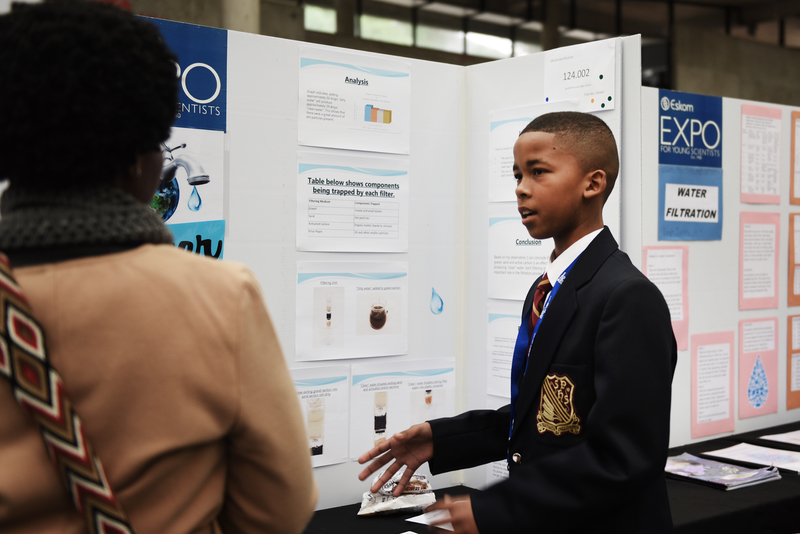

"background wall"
[674, 24, 800, 107]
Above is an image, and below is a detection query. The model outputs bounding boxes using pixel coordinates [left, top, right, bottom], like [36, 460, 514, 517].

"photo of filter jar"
[373, 391, 388, 446]
[307, 397, 325, 456]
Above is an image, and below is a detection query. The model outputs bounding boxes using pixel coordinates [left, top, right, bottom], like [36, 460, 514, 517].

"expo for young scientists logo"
[146, 17, 228, 132]
[658, 89, 721, 168]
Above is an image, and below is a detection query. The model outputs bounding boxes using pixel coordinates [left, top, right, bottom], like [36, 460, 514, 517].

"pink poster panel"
[740, 104, 781, 204]
[642, 245, 689, 351]
[739, 211, 780, 310]
[691, 331, 735, 439]
[738, 317, 779, 419]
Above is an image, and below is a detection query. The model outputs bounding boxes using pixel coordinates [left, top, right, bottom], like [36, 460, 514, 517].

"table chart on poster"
[307, 199, 400, 239]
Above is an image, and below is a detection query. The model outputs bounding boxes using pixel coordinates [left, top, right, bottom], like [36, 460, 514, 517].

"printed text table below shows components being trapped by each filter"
[307, 199, 400, 239]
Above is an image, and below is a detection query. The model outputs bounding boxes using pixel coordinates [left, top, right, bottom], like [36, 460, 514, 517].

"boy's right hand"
[357, 422, 434, 497]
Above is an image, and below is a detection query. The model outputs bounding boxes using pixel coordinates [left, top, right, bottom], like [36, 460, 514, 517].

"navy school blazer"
[428, 227, 678, 533]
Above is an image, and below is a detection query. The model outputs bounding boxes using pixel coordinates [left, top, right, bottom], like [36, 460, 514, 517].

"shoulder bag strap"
[0, 254, 134, 534]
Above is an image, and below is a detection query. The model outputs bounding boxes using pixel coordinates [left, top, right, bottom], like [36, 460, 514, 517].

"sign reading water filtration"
[147, 18, 227, 132]
[658, 90, 723, 240]
[659, 89, 721, 168]
[659, 165, 723, 240]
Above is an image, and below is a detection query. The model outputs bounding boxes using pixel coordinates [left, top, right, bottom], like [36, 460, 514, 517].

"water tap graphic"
[150, 142, 210, 221]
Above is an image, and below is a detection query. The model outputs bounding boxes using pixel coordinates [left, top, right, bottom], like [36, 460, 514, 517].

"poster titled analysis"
[296, 262, 408, 361]
[349, 359, 455, 459]
[298, 46, 410, 155]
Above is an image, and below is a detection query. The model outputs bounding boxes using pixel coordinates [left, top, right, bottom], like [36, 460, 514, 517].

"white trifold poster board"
[172, 20, 641, 510]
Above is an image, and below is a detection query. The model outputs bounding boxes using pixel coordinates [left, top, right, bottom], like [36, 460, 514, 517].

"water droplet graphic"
[430, 288, 444, 315]
[747, 355, 769, 408]
[188, 185, 202, 211]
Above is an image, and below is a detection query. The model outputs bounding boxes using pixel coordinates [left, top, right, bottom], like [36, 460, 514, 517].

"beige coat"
[0, 245, 317, 533]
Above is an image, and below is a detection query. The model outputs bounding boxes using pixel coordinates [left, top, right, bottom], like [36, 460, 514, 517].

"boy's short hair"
[520, 112, 620, 200]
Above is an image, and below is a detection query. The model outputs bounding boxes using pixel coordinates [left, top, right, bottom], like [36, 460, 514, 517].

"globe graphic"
[150, 177, 180, 221]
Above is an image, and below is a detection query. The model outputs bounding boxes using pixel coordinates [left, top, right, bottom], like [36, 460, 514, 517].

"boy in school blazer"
[358, 112, 677, 533]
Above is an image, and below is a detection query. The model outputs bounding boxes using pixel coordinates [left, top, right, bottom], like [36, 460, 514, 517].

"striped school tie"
[529, 273, 552, 334]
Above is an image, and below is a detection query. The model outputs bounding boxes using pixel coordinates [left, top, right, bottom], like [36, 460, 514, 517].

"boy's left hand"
[426, 494, 479, 534]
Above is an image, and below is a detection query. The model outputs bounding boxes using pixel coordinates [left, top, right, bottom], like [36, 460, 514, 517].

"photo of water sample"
[356, 291, 401, 336]
[312, 286, 345, 348]
[307, 397, 325, 456]
[373, 391, 388, 446]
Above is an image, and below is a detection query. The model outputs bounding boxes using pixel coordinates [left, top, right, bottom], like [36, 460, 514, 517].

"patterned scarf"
[0, 185, 173, 250]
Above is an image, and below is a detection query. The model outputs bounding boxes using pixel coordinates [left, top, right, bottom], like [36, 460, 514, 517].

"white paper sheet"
[486, 300, 521, 397]
[487, 101, 579, 202]
[407, 510, 454, 531]
[741, 111, 781, 198]
[662, 183, 720, 224]
[296, 152, 409, 252]
[295, 262, 408, 361]
[793, 354, 800, 392]
[487, 460, 510, 486]
[697, 343, 731, 423]
[760, 429, 800, 447]
[298, 45, 410, 154]
[291, 366, 350, 468]
[795, 266, 800, 297]
[543, 38, 617, 112]
[793, 317, 800, 352]
[742, 223, 777, 300]
[349, 359, 455, 458]
[704, 443, 800, 473]
[794, 215, 800, 265]
[488, 202, 553, 301]
[645, 248, 684, 321]
[742, 320, 776, 353]
[795, 118, 800, 199]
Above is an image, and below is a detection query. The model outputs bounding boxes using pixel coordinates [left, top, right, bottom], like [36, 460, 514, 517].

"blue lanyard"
[523, 256, 578, 376]
[509, 256, 579, 443]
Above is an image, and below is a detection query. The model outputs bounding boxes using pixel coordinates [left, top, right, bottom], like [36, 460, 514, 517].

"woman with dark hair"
[0, 2, 317, 532]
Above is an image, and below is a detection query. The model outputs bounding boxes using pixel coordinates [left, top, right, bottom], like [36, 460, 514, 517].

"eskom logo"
[661, 98, 695, 113]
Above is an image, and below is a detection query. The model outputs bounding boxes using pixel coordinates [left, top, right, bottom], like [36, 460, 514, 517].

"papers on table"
[665, 452, 780, 490]
[703, 442, 800, 473]
[406, 509, 454, 531]
[760, 429, 800, 447]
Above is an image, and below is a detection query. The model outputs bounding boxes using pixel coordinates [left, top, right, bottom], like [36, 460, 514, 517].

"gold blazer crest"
[536, 373, 581, 436]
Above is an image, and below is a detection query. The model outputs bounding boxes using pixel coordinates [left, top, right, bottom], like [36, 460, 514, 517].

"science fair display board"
[639, 87, 800, 448]
[150, 17, 642, 509]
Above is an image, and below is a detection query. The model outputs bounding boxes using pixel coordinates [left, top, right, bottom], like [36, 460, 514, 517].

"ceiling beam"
[739, 0, 800, 26]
